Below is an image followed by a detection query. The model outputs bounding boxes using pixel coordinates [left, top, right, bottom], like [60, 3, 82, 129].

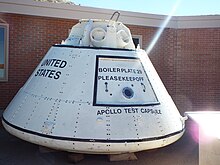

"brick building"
[0, 0, 219, 115]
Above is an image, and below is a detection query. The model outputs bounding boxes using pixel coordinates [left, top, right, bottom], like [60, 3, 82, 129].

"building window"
[132, 35, 142, 49]
[0, 23, 9, 81]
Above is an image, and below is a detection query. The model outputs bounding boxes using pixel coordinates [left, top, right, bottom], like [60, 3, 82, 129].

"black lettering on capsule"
[137, 70, 142, 74]
[48, 70, 55, 78]
[54, 59, 61, 67]
[54, 71, 61, 79]
[36, 58, 67, 80]
[50, 59, 57, 66]
[41, 59, 52, 66]
[35, 69, 62, 80]
[59, 60, 67, 68]
[98, 75, 144, 82]
[41, 59, 67, 68]
[124, 108, 138, 113]
[35, 69, 41, 76]
[140, 108, 162, 115]
[97, 109, 122, 115]
[98, 67, 142, 74]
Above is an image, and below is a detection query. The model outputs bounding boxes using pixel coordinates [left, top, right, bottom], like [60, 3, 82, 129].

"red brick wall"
[175, 28, 220, 113]
[0, 13, 219, 115]
[0, 13, 76, 108]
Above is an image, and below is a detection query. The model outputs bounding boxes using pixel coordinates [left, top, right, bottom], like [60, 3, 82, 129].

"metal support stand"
[68, 153, 85, 163]
[108, 153, 137, 161]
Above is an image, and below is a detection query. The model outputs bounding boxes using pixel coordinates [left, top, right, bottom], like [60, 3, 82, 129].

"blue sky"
[72, 0, 220, 16]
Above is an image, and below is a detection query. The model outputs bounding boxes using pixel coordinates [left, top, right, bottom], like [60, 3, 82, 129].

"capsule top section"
[63, 13, 135, 50]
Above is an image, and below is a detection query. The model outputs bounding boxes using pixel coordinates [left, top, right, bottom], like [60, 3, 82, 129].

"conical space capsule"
[2, 12, 186, 154]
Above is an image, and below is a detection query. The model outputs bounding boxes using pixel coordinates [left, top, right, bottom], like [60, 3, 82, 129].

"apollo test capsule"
[2, 12, 186, 154]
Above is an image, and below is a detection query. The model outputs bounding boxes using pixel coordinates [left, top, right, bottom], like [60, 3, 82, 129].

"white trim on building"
[0, 0, 220, 29]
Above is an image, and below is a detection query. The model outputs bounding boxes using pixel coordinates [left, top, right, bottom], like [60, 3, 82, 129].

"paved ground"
[0, 116, 198, 165]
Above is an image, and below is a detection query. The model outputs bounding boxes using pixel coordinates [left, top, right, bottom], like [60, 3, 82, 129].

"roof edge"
[0, 0, 220, 29]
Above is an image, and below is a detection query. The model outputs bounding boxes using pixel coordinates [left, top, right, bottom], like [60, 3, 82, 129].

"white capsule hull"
[2, 119, 184, 154]
[2, 46, 185, 154]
